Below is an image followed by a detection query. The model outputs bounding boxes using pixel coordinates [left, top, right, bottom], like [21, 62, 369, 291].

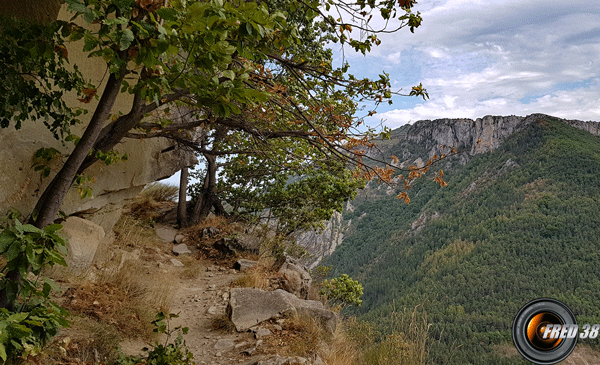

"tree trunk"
[0, 72, 124, 310]
[190, 153, 220, 224]
[77, 92, 145, 174]
[177, 166, 188, 228]
[32, 71, 125, 228]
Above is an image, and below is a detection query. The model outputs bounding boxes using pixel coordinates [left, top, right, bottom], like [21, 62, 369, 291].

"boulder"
[228, 288, 337, 334]
[278, 260, 312, 299]
[234, 259, 258, 272]
[61, 217, 105, 270]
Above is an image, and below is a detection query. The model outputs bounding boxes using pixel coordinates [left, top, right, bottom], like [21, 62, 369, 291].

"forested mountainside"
[323, 115, 600, 364]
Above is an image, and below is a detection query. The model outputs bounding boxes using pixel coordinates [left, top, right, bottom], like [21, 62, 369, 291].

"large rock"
[228, 288, 337, 334]
[278, 260, 312, 299]
[61, 217, 105, 270]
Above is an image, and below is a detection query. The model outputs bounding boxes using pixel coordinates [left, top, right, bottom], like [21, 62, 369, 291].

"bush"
[114, 312, 194, 365]
[320, 274, 363, 308]
[0, 211, 70, 363]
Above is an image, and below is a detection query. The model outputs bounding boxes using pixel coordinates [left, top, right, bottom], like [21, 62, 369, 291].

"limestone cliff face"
[296, 114, 600, 267]
[295, 211, 348, 270]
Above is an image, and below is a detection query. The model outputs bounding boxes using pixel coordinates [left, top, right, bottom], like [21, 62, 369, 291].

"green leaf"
[103, 17, 129, 26]
[42, 282, 52, 297]
[5, 242, 22, 262]
[0, 343, 6, 361]
[83, 34, 99, 52]
[7, 312, 29, 323]
[120, 29, 135, 51]
[20, 224, 40, 234]
[222, 70, 235, 80]
[156, 7, 179, 21]
[0, 230, 15, 253]
[44, 224, 63, 235]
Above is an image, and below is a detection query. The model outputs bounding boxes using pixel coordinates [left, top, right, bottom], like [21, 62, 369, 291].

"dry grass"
[179, 256, 204, 280]
[127, 182, 178, 222]
[321, 322, 360, 365]
[211, 313, 236, 332]
[350, 305, 432, 365]
[113, 214, 163, 249]
[100, 259, 176, 315]
[231, 264, 275, 290]
[286, 313, 330, 357]
[23, 317, 124, 365]
[139, 182, 179, 202]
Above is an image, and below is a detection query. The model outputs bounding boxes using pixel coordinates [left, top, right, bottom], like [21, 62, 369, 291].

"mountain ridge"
[316, 115, 600, 364]
[299, 114, 600, 269]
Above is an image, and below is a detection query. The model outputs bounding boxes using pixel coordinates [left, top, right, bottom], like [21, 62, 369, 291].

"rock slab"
[172, 243, 192, 256]
[228, 288, 337, 334]
[61, 217, 105, 269]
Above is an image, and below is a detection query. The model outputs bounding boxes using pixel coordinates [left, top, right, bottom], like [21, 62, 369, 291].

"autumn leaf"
[78, 87, 97, 103]
[54, 44, 68, 59]
[397, 192, 410, 204]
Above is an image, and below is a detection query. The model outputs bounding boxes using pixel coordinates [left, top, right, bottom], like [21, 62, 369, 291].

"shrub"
[114, 312, 194, 365]
[0, 211, 70, 363]
[320, 274, 364, 308]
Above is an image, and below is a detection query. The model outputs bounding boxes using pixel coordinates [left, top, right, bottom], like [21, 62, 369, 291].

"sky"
[339, 0, 600, 129]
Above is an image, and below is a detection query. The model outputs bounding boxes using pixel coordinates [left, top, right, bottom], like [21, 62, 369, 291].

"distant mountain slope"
[323, 115, 600, 364]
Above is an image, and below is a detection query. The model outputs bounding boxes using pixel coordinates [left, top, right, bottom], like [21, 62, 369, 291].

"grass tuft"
[211, 313, 236, 332]
[139, 182, 179, 202]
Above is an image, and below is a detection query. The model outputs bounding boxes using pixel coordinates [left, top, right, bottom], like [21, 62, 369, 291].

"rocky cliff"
[296, 114, 600, 267]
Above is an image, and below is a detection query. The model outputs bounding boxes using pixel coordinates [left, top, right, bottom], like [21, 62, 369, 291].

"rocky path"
[153, 226, 266, 365]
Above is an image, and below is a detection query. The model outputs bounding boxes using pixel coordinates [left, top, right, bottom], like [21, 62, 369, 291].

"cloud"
[351, 0, 600, 127]
[372, 81, 600, 128]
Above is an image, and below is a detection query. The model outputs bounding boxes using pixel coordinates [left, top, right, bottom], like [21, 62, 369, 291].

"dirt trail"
[149, 225, 264, 365]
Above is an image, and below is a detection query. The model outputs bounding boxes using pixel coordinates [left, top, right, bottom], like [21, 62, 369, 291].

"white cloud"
[374, 82, 600, 128]
[351, 0, 600, 127]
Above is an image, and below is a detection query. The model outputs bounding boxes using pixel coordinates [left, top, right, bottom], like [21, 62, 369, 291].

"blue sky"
[341, 0, 600, 128]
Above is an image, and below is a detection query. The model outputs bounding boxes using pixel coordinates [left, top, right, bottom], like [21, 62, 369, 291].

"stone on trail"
[156, 226, 177, 243]
[234, 259, 258, 272]
[170, 258, 184, 267]
[172, 243, 192, 256]
[227, 288, 337, 334]
[213, 338, 235, 351]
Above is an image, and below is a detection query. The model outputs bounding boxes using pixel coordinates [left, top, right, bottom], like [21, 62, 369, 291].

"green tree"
[0, 0, 429, 308]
